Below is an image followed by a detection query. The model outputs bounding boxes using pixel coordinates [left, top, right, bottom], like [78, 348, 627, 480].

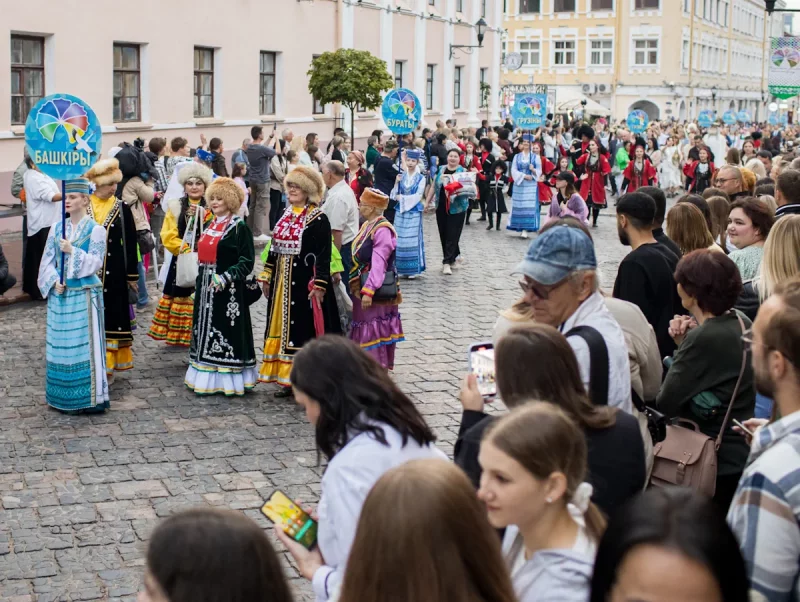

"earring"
[546, 497, 553, 504]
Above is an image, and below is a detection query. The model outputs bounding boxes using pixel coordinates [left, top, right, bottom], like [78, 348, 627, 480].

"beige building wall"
[0, 0, 502, 177]
[502, 0, 786, 122]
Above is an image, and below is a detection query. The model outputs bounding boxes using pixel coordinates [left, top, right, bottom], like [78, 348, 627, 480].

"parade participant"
[613, 140, 632, 196]
[547, 172, 588, 226]
[684, 146, 716, 195]
[258, 166, 341, 395]
[621, 140, 656, 193]
[727, 198, 774, 281]
[85, 159, 139, 381]
[533, 139, 556, 207]
[148, 163, 214, 347]
[576, 139, 612, 228]
[391, 149, 427, 278]
[38, 179, 109, 413]
[426, 149, 468, 275]
[346, 150, 372, 204]
[507, 134, 541, 238]
[373, 140, 400, 223]
[269, 144, 288, 232]
[486, 160, 509, 231]
[461, 139, 482, 225]
[22, 156, 62, 301]
[570, 124, 600, 175]
[184, 178, 257, 396]
[349, 188, 404, 370]
[476, 138, 495, 221]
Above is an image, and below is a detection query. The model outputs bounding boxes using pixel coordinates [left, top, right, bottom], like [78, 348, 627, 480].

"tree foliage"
[307, 49, 394, 114]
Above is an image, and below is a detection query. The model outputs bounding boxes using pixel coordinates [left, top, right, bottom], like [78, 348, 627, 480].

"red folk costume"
[576, 153, 611, 208]
[536, 155, 556, 205]
[621, 159, 657, 193]
[683, 161, 716, 194]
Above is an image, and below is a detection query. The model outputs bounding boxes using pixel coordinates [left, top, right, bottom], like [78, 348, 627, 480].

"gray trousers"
[248, 182, 271, 237]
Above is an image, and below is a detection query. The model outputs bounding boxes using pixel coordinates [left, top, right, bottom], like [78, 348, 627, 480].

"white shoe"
[407, 275, 417, 280]
[253, 234, 271, 244]
[455, 256, 465, 266]
[443, 264, 453, 275]
[521, 231, 528, 239]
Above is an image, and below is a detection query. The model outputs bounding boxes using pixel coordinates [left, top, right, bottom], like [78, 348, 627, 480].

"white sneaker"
[443, 264, 453, 275]
[407, 275, 417, 280]
[455, 256, 465, 266]
[521, 231, 529, 239]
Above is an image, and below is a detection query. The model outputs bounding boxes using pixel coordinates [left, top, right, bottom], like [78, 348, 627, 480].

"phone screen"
[261, 491, 318, 549]
[469, 343, 496, 398]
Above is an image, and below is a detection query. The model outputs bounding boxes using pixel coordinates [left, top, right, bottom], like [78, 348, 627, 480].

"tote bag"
[176, 208, 202, 288]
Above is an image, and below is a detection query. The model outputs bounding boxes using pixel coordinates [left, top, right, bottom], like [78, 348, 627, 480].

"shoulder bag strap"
[715, 312, 748, 451]
[565, 325, 609, 406]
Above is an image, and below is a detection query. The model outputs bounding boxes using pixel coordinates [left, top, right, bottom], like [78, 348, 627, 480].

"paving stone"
[109, 480, 169, 500]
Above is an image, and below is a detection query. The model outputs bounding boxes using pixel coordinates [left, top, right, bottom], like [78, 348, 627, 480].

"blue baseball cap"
[512, 226, 597, 285]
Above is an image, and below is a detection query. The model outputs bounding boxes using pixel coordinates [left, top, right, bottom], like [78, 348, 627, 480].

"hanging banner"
[381, 88, 422, 135]
[722, 110, 737, 125]
[737, 110, 752, 123]
[25, 94, 102, 181]
[511, 93, 548, 129]
[769, 37, 800, 100]
[697, 110, 715, 128]
[627, 109, 649, 134]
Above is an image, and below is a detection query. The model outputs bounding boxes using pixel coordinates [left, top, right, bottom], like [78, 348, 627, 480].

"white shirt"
[322, 180, 359, 245]
[312, 422, 446, 600]
[23, 170, 62, 236]
[560, 292, 633, 415]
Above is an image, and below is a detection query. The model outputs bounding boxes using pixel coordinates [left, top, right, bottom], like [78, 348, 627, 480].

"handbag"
[244, 275, 262, 306]
[360, 268, 398, 301]
[176, 208, 202, 288]
[649, 313, 749, 497]
[137, 229, 155, 255]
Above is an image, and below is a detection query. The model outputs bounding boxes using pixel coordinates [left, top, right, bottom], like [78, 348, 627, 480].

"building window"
[454, 66, 463, 109]
[394, 61, 404, 89]
[426, 64, 435, 110]
[312, 55, 325, 114]
[428, 0, 435, 5]
[482, 0, 487, 17]
[193, 47, 214, 118]
[554, 0, 576, 11]
[10, 35, 44, 126]
[519, 0, 541, 12]
[634, 0, 659, 8]
[519, 41, 541, 65]
[554, 40, 576, 66]
[113, 44, 141, 123]
[592, 0, 613, 9]
[259, 51, 276, 115]
[480, 67, 488, 107]
[456, 0, 463, 11]
[634, 39, 659, 65]
[590, 40, 613, 66]
[681, 40, 690, 69]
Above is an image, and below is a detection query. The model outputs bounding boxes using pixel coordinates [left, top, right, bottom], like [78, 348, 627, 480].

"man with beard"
[613, 192, 682, 358]
[727, 277, 800, 602]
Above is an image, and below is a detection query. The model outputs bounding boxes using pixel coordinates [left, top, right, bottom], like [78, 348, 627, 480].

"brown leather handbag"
[650, 313, 748, 497]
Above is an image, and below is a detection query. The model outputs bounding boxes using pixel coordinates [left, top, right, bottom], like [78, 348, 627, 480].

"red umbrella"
[305, 253, 325, 337]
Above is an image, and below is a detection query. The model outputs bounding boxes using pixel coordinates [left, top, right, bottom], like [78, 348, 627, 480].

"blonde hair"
[759, 194, 778, 214]
[741, 165, 760, 192]
[761, 215, 800, 300]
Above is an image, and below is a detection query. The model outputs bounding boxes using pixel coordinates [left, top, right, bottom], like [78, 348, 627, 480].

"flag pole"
[60, 179, 66, 284]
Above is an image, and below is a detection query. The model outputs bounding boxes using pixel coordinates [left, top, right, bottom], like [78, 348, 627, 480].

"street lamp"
[711, 86, 717, 103]
[450, 18, 488, 59]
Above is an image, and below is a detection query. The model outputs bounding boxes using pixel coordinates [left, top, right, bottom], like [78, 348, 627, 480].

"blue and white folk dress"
[507, 151, 542, 233]
[391, 168, 427, 277]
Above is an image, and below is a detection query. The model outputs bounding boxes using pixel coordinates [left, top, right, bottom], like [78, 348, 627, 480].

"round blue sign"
[25, 94, 102, 181]
[698, 110, 715, 128]
[627, 110, 649, 134]
[381, 88, 422, 135]
[769, 113, 779, 126]
[737, 110, 751, 124]
[722, 110, 737, 125]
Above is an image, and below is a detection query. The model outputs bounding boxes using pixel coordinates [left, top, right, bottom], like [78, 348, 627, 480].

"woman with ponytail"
[478, 403, 605, 602]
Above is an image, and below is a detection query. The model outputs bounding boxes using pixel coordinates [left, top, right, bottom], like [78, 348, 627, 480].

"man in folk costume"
[85, 159, 139, 382]
[621, 139, 657, 194]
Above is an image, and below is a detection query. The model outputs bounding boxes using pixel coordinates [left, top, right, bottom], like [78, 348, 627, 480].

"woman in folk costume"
[185, 178, 258, 397]
[148, 164, 214, 347]
[38, 179, 109, 413]
[349, 188, 405, 370]
[85, 159, 139, 381]
[507, 133, 542, 238]
[391, 148, 426, 278]
[532, 140, 556, 207]
[258, 166, 341, 397]
[621, 139, 657, 194]
[659, 135, 683, 197]
[683, 146, 716, 195]
[461, 139, 483, 225]
[575, 139, 611, 228]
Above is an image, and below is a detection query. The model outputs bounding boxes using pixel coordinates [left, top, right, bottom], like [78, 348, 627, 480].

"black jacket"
[211, 152, 229, 178]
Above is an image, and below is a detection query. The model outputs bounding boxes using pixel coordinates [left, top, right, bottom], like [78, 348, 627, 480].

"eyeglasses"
[518, 277, 568, 301]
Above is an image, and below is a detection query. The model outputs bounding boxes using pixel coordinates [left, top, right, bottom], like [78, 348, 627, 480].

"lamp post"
[450, 18, 488, 59]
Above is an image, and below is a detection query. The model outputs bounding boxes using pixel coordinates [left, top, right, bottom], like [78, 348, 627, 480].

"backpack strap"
[565, 325, 609, 406]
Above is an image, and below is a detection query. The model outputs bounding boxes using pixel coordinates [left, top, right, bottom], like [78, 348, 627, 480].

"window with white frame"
[519, 40, 540, 66]
[519, 0, 541, 12]
[11, 35, 45, 126]
[456, 0, 463, 12]
[454, 66, 463, 109]
[634, 0, 659, 8]
[426, 64, 435, 110]
[554, 0, 576, 11]
[592, 0, 613, 9]
[633, 39, 659, 66]
[681, 40, 689, 69]
[590, 40, 613, 66]
[554, 40, 576, 66]
[394, 61, 404, 89]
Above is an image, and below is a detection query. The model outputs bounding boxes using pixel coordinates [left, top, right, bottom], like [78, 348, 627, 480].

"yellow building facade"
[501, 0, 788, 121]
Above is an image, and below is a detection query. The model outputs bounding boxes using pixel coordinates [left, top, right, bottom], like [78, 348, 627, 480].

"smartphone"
[468, 342, 496, 400]
[260, 490, 318, 549]
[732, 419, 754, 436]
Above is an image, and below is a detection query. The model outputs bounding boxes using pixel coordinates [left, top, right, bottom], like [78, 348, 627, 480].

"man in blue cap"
[512, 225, 633, 414]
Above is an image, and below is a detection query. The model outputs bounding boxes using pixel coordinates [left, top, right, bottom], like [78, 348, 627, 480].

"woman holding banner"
[507, 133, 541, 238]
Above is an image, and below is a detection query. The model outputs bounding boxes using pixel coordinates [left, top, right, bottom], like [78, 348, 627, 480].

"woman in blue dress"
[38, 178, 110, 413]
[391, 148, 427, 278]
[507, 133, 541, 238]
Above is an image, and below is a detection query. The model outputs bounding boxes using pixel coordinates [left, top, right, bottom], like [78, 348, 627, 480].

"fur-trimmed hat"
[285, 166, 325, 205]
[360, 188, 390, 210]
[85, 158, 123, 187]
[206, 177, 245, 213]
[178, 162, 214, 187]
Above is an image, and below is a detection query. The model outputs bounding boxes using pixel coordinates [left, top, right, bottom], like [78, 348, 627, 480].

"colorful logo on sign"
[511, 93, 547, 129]
[25, 94, 102, 181]
[769, 112, 780, 126]
[381, 88, 422, 135]
[722, 110, 737, 125]
[737, 110, 751, 123]
[698, 110, 715, 128]
[627, 110, 649, 134]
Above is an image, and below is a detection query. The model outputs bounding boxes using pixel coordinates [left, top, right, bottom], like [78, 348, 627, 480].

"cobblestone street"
[0, 209, 626, 601]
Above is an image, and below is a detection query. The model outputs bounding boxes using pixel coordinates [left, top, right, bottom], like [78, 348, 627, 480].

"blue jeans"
[137, 261, 149, 306]
[754, 393, 774, 419]
[340, 241, 353, 281]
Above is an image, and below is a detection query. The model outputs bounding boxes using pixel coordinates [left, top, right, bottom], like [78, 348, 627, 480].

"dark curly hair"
[729, 197, 775, 242]
[674, 249, 742, 316]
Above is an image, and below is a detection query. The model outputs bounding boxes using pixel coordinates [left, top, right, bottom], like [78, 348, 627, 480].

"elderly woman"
[349, 188, 405, 370]
[728, 198, 774, 280]
[38, 179, 109, 412]
[656, 249, 754, 511]
[185, 178, 257, 397]
[148, 163, 214, 347]
[391, 149, 427, 278]
[258, 166, 341, 396]
[346, 150, 372, 205]
[507, 134, 541, 238]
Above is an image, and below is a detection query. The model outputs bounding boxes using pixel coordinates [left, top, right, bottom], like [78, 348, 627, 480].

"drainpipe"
[335, 0, 342, 131]
[688, 0, 695, 119]
[611, 0, 624, 115]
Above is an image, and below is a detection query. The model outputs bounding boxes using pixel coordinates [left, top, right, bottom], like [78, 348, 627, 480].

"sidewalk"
[0, 233, 26, 306]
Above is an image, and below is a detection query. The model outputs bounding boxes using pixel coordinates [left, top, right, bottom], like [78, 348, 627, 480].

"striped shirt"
[727, 410, 800, 602]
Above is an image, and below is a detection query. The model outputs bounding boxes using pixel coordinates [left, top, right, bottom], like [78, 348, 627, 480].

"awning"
[555, 95, 611, 116]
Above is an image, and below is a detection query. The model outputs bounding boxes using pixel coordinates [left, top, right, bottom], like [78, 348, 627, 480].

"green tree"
[307, 49, 394, 147]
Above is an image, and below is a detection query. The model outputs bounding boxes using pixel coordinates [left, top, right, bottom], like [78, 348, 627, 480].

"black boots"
[496, 215, 502, 230]
[591, 206, 601, 227]
[486, 214, 494, 230]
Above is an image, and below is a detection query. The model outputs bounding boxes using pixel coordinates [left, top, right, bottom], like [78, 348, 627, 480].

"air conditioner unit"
[581, 83, 594, 93]
[597, 84, 608, 93]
